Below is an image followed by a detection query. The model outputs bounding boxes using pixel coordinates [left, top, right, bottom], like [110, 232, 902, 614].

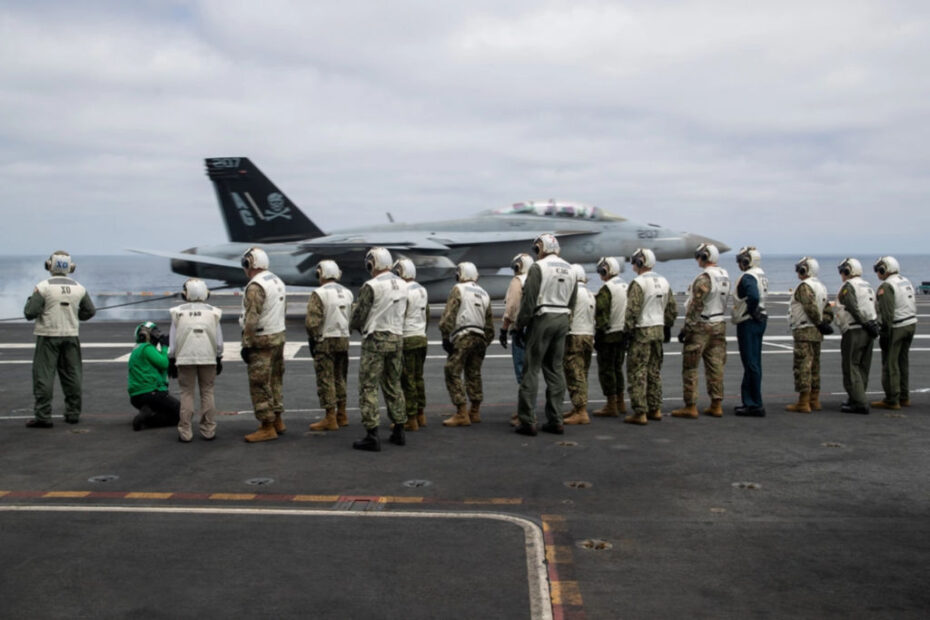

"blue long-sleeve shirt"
[738, 274, 761, 316]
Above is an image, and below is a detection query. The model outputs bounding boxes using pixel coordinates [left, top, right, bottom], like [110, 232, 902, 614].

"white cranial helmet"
[596, 256, 621, 278]
[241, 247, 270, 270]
[533, 233, 560, 258]
[392, 258, 416, 280]
[838, 257, 863, 278]
[695, 243, 719, 264]
[571, 263, 587, 283]
[511, 253, 534, 276]
[736, 246, 761, 271]
[456, 261, 478, 283]
[45, 250, 75, 275]
[873, 256, 900, 276]
[631, 248, 656, 270]
[182, 278, 210, 302]
[316, 259, 342, 282]
[794, 256, 819, 278]
[365, 247, 393, 275]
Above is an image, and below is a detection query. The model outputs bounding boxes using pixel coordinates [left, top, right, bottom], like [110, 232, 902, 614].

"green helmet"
[135, 321, 159, 344]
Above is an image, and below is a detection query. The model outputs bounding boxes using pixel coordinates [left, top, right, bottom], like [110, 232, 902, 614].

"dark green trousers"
[879, 324, 916, 405]
[33, 336, 83, 422]
[517, 314, 570, 426]
[840, 328, 872, 408]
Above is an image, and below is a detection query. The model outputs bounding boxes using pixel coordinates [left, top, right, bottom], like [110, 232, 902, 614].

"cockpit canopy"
[486, 200, 626, 221]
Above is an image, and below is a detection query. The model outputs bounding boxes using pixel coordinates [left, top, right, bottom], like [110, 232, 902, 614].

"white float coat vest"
[881, 274, 918, 328]
[834, 276, 877, 333]
[788, 278, 827, 331]
[517, 273, 528, 286]
[534, 255, 575, 316]
[633, 272, 671, 328]
[170, 302, 223, 365]
[239, 270, 286, 335]
[569, 284, 595, 336]
[403, 281, 428, 338]
[451, 282, 490, 341]
[32, 277, 88, 337]
[732, 267, 768, 324]
[602, 276, 628, 333]
[362, 272, 406, 337]
[314, 282, 353, 339]
[687, 266, 729, 323]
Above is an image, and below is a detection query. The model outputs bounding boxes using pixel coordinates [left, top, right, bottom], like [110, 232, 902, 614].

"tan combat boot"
[309, 408, 339, 431]
[593, 395, 619, 417]
[468, 402, 482, 423]
[244, 420, 278, 443]
[900, 398, 910, 407]
[273, 412, 286, 435]
[671, 404, 699, 419]
[623, 412, 648, 425]
[563, 406, 591, 425]
[647, 409, 662, 421]
[870, 400, 901, 410]
[809, 391, 822, 411]
[404, 415, 419, 431]
[785, 391, 812, 413]
[617, 397, 627, 414]
[703, 399, 724, 417]
[443, 403, 471, 427]
[416, 408, 426, 427]
[336, 401, 349, 426]
[510, 413, 519, 427]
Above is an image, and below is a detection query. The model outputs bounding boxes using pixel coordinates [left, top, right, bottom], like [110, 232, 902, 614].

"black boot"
[352, 427, 381, 452]
[389, 423, 406, 446]
[132, 405, 156, 431]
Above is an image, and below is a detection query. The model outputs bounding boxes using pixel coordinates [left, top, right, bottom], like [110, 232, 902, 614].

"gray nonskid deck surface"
[1, 294, 929, 618]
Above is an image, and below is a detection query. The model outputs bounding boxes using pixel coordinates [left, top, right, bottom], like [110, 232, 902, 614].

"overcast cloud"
[1, 0, 928, 255]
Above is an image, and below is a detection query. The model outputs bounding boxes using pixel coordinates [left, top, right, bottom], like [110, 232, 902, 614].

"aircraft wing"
[128, 248, 243, 269]
[294, 230, 596, 255]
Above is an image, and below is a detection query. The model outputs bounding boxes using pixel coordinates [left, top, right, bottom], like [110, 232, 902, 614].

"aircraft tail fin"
[205, 157, 325, 243]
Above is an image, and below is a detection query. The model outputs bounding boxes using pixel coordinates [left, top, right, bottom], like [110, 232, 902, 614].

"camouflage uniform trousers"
[359, 332, 406, 429]
[681, 322, 727, 405]
[596, 339, 626, 397]
[445, 332, 488, 406]
[879, 323, 915, 405]
[402, 342, 427, 417]
[792, 329, 822, 393]
[627, 328, 665, 415]
[314, 344, 348, 411]
[563, 334, 594, 409]
[247, 343, 285, 423]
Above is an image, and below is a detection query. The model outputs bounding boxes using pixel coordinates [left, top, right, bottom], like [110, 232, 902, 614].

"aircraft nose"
[686, 233, 731, 254]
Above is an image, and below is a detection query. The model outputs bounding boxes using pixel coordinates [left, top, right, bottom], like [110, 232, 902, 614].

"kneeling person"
[128, 321, 180, 431]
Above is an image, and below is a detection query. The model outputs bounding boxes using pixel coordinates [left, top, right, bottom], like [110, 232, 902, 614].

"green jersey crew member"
[127, 321, 180, 431]
[24, 250, 96, 428]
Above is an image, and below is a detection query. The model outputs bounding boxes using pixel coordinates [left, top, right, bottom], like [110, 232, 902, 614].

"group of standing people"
[21, 244, 918, 446]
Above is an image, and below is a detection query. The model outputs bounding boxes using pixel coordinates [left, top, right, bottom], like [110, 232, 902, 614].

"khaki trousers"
[177, 364, 217, 440]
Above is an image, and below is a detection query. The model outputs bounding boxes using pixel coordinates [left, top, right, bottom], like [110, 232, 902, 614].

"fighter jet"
[136, 157, 729, 301]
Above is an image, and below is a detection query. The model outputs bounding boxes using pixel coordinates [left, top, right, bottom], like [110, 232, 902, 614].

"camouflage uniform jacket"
[684, 272, 711, 331]
[439, 285, 494, 345]
[242, 283, 286, 349]
[593, 285, 623, 343]
[623, 278, 678, 343]
[350, 282, 402, 347]
[793, 282, 834, 342]
[305, 291, 349, 354]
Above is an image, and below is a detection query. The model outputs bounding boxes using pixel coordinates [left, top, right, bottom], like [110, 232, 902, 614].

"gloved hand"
[619, 331, 633, 351]
[499, 327, 508, 349]
[157, 333, 170, 348]
[240, 347, 252, 364]
[512, 328, 526, 350]
[167, 358, 178, 379]
[215, 357, 223, 376]
[594, 329, 605, 350]
[308, 338, 318, 359]
[817, 321, 834, 336]
[863, 320, 880, 339]
[663, 325, 672, 343]
[879, 333, 889, 351]
[677, 329, 688, 344]
[442, 338, 454, 355]
[750, 308, 767, 323]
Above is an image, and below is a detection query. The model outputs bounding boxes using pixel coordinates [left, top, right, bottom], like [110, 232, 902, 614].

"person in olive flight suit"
[871, 256, 918, 410]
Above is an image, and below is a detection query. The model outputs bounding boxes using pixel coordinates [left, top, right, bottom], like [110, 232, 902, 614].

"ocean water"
[2, 253, 929, 322]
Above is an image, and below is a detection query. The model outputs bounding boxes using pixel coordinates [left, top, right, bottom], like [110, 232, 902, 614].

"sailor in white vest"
[239, 247, 287, 442]
[563, 264, 596, 425]
[514, 234, 578, 435]
[785, 257, 834, 414]
[835, 257, 880, 414]
[306, 260, 353, 431]
[501, 253, 534, 389]
[23, 250, 96, 428]
[671, 243, 730, 419]
[593, 256, 628, 418]
[732, 246, 768, 417]
[393, 258, 429, 430]
[168, 278, 223, 442]
[623, 248, 677, 425]
[350, 247, 408, 451]
[872, 256, 917, 410]
[439, 262, 494, 427]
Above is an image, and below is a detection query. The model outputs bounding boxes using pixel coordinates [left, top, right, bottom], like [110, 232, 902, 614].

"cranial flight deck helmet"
[511, 253, 534, 276]
[316, 259, 342, 283]
[794, 257, 819, 278]
[596, 256, 621, 278]
[241, 247, 269, 270]
[456, 261, 479, 283]
[837, 257, 863, 278]
[182, 278, 209, 302]
[736, 246, 761, 271]
[873, 256, 900, 277]
[571, 263, 587, 283]
[391, 258, 416, 280]
[695, 243, 719, 264]
[532, 233, 560, 258]
[365, 247, 393, 275]
[45, 250, 75, 275]
[630, 248, 656, 270]
[134, 320, 160, 344]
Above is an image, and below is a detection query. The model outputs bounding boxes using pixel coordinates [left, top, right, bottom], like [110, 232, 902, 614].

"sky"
[1, 0, 928, 256]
